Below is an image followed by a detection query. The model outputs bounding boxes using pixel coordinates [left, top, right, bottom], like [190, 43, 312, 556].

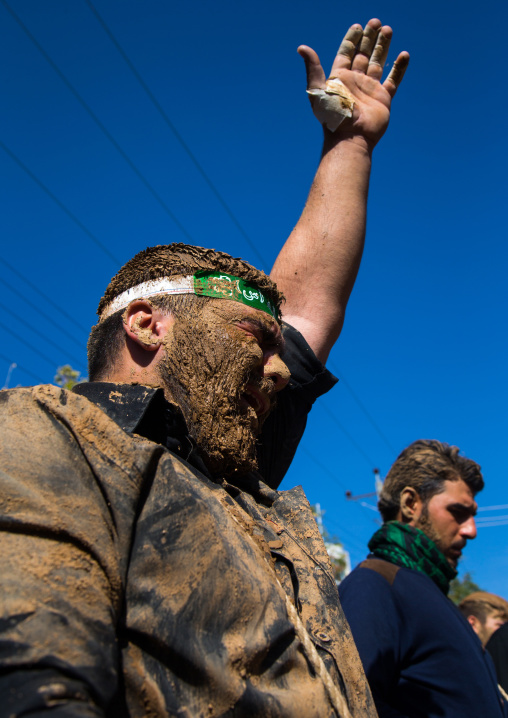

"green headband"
[101, 271, 278, 320]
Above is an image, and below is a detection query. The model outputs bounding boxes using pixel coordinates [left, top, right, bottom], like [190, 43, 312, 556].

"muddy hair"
[378, 439, 484, 523]
[458, 594, 508, 623]
[88, 243, 284, 381]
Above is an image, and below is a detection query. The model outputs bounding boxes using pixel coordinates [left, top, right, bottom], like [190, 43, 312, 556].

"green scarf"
[368, 521, 457, 595]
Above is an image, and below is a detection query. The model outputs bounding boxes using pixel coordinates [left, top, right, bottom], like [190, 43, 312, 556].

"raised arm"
[270, 19, 409, 363]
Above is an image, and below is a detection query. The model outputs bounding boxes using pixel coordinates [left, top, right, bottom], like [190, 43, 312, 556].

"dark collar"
[73, 382, 159, 433]
[72, 382, 211, 478]
[72, 381, 277, 505]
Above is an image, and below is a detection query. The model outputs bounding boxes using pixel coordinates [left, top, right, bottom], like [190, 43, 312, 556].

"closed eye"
[235, 319, 284, 354]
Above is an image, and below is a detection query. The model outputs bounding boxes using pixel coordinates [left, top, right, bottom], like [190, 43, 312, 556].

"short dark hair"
[378, 439, 484, 522]
[87, 243, 283, 381]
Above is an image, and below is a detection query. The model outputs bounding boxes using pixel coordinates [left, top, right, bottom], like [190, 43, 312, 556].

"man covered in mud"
[0, 19, 408, 718]
[339, 440, 508, 718]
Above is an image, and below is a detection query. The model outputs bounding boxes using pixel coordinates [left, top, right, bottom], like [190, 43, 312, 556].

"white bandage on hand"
[306, 77, 355, 132]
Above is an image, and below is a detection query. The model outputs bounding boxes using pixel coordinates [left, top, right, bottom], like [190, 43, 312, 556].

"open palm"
[300, 19, 409, 147]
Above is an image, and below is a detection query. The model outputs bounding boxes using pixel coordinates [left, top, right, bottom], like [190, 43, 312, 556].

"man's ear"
[399, 486, 424, 524]
[122, 300, 173, 352]
[467, 615, 480, 633]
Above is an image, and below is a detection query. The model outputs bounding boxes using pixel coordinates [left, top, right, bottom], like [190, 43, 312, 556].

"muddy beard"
[158, 314, 270, 478]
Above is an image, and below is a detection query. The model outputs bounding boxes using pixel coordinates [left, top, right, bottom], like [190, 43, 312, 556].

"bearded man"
[0, 18, 407, 718]
[339, 439, 508, 718]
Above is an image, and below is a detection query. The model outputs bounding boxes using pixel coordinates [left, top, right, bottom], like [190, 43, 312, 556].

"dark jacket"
[488, 623, 508, 694]
[339, 558, 507, 718]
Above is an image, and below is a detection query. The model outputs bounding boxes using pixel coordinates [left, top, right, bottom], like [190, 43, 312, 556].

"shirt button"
[317, 632, 331, 643]
[268, 539, 283, 550]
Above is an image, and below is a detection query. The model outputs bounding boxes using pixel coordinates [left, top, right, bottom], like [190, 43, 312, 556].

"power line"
[476, 516, 508, 523]
[0, 274, 85, 351]
[85, 0, 267, 269]
[319, 401, 378, 467]
[324, 515, 370, 554]
[329, 359, 398, 455]
[0, 300, 86, 371]
[1, 150, 382, 477]
[0, 256, 89, 336]
[0, 321, 63, 370]
[2, 0, 195, 247]
[0, 141, 120, 266]
[2, 0, 392, 476]
[84, 0, 402, 474]
[300, 445, 349, 491]
[300, 445, 376, 523]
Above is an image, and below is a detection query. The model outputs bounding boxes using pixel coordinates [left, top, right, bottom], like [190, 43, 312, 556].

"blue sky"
[1, 0, 507, 594]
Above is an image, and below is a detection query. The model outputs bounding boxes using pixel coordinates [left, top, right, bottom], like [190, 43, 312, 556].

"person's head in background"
[459, 592, 508, 646]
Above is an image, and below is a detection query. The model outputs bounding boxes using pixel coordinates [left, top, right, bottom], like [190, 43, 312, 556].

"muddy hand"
[299, 19, 409, 147]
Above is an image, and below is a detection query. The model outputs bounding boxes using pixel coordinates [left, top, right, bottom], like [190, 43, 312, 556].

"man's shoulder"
[0, 384, 86, 419]
[339, 557, 439, 614]
[341, 557, 404, 593]
[357, 557, 401, 585]
[0, 384, 168, 478]
[339, 558, 402, 621]
[1, 383, 92, 407]
[0, 383, 124, 432]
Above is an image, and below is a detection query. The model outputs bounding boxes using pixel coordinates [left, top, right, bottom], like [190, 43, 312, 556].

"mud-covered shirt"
[0, 334, 375, 717]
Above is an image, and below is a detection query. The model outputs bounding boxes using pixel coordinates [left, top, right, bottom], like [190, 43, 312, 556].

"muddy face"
[158, 300, 289, 477]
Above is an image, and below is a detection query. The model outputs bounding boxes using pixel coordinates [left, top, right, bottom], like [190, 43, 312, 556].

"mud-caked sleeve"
[257, 322, 338, 489]
[339, 568, 408, 718]
[0, 389, 126, 717]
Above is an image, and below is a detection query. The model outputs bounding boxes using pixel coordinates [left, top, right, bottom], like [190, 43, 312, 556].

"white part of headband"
[101, 276, 194, 319]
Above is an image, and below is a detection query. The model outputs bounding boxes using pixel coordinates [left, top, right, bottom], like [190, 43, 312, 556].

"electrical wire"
[1, 0, 196, 247]
[322, 515, 370, 552]
[1, 1, 387, 479]
[0, 256, 89, 336]
[0, 300, 86, 371]
[300, 445, 349, 491]
[84, 0, 399, 472]
[329, 358, 398, 455]
[319, 402, 378, 467]
[0, 320, 68, 370]
[84, 0, 268, 270]
[0, 140, 120, 266]
[0, 274, 85, 351]
[300, 445, 377, 523]
[83, 0, 419, 482]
